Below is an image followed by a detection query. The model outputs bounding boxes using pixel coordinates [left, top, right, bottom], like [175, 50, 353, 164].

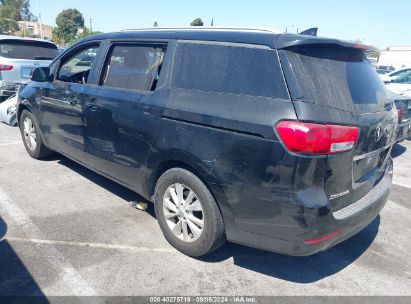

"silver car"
[0, 35, 58, 99]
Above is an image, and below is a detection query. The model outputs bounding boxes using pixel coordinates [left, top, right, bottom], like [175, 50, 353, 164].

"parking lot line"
[6, 236, 176, 253]
[0, 141, 22, 146]
[0, 186, 98, 297]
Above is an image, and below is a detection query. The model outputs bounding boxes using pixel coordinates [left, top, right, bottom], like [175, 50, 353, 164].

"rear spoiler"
[275, 35, 377, 52]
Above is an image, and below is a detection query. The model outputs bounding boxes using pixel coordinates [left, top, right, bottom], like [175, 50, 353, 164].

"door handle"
[68, 98, 80, 106]
[87, 104, 101, 112]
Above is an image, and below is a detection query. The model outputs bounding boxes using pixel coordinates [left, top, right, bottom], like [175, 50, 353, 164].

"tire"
[154, 168, 226, 257]
[19, 110, 53, 159]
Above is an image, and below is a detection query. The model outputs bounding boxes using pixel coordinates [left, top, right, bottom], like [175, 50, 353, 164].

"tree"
[54, 8, 84, 44]
[190, 18, 203, 26]
[0, 18, 18, 33]
[0, 0, 37, 34]
[0, 0, 37, 21]
[19, 0, 38, 21]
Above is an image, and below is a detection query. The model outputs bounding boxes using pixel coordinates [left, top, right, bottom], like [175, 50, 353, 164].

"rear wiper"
[33, 56, 53, 60]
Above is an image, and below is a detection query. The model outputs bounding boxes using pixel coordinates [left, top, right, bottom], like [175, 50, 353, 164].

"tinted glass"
[0, 40, 58, 60]
[284, 46, 390, 112]
[57, 45, 99, 83]
[101, 45, 166, 91]
[392, 70, 411, 83]
[172, 43, 288, 99]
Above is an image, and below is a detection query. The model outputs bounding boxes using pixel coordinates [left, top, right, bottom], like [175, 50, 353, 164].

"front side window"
[101, 44, 166, 91]
[57, 45, 100, 84]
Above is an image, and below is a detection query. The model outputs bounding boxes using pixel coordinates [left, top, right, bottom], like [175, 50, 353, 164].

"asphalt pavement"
[0, 122, 410, 298]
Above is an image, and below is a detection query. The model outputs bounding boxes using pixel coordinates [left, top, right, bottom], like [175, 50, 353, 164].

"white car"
[0, 35, 58, 100]
[381, 68, 411, 97]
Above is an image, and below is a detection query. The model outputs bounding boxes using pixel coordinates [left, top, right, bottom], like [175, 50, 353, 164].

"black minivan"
[17, 28, 396, 257]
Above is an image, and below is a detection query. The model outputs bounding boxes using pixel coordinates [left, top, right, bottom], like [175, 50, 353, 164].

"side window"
[392, 70, 411, 84]
[172, 42, 289, 99]
[57, 44, 100, 84]
[101, 44, 166, 91]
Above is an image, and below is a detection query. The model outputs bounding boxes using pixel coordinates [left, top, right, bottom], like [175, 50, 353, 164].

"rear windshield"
[0, 40, 58, 60]
[283, 46, 389, 112]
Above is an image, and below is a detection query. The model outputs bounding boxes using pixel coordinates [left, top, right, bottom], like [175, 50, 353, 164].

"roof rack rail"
[120, 27, 280, 34]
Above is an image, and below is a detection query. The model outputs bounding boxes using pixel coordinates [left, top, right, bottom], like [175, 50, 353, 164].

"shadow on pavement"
[56, 156, 157, 218]
[391, 143, 407, 158]
[200, 216, 380, 283]
[0, 216, 48, 301]
[53, 155, 379, 284]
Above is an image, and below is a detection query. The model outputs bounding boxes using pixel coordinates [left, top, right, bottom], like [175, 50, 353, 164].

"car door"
[40, 42, 102, 160]
[82, 41, 170, 192]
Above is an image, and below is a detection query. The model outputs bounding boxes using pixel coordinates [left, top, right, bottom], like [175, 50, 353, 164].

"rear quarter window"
[172, 42, 289, 99]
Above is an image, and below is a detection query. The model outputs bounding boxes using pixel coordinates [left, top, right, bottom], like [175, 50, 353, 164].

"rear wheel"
[19, 110, 53, 159]
[154, 168, 225, 257]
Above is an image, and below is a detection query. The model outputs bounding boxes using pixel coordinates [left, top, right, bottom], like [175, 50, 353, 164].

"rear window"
[0, 40, 58, 60]
[283, 46, 389, 112]
[172, 42, 289, 99]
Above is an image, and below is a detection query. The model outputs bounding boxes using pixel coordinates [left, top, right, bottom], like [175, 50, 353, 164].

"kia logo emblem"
[384, 124, 391, 135]
[376, 126, 382, 142]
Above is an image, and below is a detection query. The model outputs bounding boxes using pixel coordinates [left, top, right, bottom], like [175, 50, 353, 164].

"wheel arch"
[147, 156, 235, 227]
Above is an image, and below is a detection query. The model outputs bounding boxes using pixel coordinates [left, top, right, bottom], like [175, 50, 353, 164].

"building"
[378, 46, 411, 70]
[15, 21, 53, 41]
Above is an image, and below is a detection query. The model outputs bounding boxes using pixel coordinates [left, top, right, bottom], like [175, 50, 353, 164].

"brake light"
[397, 109, 407, 123]
[0, 64, 13, 71]
[276, 121, 359, 155]
[304, 229, 341, 244]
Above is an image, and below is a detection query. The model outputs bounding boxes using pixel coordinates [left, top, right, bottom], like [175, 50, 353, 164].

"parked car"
[17, 28, 396, 257]
[0, 94, 18, 126]
[0, 35, 58, 100]
[381, 68, 411, 97]
[389, 91, 411, 142]
[375, 65, 395, 75]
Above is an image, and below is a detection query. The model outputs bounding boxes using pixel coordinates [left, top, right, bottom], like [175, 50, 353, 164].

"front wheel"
[19, 110, 53, 159]
[154, 168, 225, 257]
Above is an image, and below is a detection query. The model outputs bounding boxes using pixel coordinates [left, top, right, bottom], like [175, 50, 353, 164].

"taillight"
[0, 64, 13, 71]
[304, 229, 341, 244]
[397, 109, 407, 123]
[275, 121, 359, 155]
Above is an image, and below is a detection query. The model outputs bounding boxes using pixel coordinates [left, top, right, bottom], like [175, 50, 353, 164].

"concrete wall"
[379, 47, 411, 70]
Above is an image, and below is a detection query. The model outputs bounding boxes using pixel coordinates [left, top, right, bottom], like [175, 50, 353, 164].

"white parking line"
[0, 186, 98, 297]
[0, 141, 22, 146]
[6, 237, 176, 253]
[392, 181, 411, 189]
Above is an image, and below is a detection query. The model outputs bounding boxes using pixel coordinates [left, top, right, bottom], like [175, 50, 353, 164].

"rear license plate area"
[21, 67, 34, 78]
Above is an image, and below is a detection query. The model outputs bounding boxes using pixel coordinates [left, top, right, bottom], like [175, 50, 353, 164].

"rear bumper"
[226, 158, 393, 256]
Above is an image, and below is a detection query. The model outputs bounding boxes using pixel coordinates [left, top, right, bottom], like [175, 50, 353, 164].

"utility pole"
[89, 19, 93, 33]
[38, 0, 43, 39]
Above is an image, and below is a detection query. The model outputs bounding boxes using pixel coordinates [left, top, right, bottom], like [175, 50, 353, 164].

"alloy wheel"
[162, 183, 204, 242]
[23, 116, 37, 151]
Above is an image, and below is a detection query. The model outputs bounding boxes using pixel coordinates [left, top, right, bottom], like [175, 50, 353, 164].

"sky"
[33, 0, 411, 49]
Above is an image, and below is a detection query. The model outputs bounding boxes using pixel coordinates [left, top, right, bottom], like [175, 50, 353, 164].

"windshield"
[284, 46, 390, 113]
[0, 40, 58, 60]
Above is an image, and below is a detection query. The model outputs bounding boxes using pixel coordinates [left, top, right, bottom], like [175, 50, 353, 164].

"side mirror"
[31, 67, 51, 82]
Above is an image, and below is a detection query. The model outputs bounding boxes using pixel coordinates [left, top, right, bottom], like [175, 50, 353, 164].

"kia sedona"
[17, 28, 396, 257]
